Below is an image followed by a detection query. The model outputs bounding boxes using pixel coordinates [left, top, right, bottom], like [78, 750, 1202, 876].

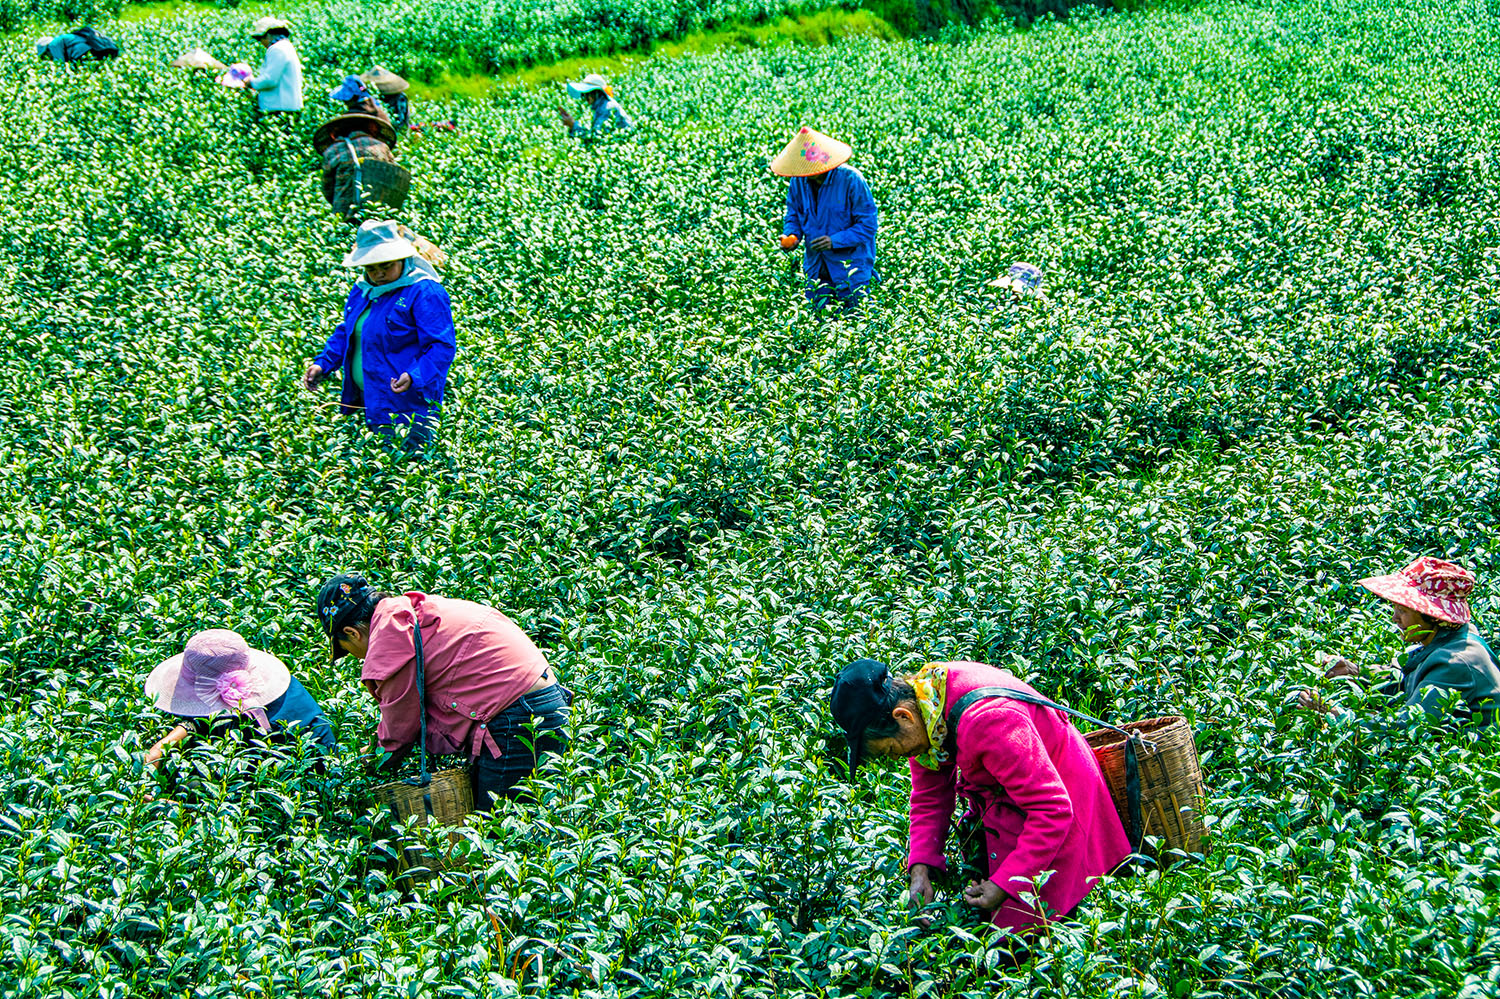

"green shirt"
[350, 305, 372, 393]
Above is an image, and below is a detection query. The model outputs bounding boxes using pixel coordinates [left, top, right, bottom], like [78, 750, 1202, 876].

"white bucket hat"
[343, 220, 418, 267]
[567, 73, 611, 99]
[145, 630, 291, 729]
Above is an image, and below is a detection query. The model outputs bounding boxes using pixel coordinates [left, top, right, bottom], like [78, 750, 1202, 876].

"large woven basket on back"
[1086, 715, 1206, 862]
[369, 765, 473, 880]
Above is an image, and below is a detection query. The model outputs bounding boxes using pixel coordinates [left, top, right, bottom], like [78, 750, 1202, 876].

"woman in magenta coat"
[832, 659, 1130, 933]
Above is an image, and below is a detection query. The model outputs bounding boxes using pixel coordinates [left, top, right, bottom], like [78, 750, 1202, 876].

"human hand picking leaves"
[303, 362, 324, 391]
[962, 879, 1005, 911]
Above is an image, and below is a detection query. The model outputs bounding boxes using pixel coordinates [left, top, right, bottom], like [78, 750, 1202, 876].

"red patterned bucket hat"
[1358, 557, 1475, 625]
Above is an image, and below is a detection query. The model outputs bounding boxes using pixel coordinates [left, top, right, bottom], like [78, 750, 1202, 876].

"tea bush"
[5, 0, 1500, 995]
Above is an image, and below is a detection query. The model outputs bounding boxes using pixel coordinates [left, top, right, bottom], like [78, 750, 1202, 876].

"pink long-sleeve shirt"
[906, 662, 1131, 932]
[361, 592, 549, 758]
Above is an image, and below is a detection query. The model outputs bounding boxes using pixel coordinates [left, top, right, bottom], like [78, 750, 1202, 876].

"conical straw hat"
[769, 126, 852, 177]
[170, 48, 227, 71]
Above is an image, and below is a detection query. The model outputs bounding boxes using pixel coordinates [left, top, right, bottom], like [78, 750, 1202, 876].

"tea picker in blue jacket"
[303, 220, 456, 453]
[772, 126, 878, 310]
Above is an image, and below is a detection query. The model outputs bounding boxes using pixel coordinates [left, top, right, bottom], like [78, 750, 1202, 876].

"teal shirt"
[1391, 623, 1500, 725]
[350, 305, 371, 393]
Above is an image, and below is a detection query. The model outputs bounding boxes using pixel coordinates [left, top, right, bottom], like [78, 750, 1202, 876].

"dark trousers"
[472, 684, 572, 812]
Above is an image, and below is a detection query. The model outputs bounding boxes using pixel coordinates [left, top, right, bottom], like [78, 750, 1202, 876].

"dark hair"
[266, 27, 291, 40]
[861, 678, 917, 744]
[345, 590, 389, 631]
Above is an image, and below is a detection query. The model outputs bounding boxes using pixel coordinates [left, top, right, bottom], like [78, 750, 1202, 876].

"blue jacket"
[782, 165, 878, 291]
[314, 279, 456, 430]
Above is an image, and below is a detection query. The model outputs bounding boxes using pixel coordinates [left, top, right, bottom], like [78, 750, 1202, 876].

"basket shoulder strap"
[946, 685, 1125, 739]
[946, 684, 1145, 853]
[412, 618, 430, 792]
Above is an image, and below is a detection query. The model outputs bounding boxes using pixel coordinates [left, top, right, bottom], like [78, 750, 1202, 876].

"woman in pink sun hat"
[144, 630, 336, 766]
[1303, 557, 1500, 725]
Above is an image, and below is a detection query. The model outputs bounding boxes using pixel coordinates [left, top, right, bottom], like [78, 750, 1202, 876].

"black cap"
[316, 574, 373, 661]
[830, 658, 895, 775]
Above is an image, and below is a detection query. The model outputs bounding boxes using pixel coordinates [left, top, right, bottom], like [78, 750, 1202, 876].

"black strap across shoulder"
[402, 619, 434, 818]
[946, 685, 1146, 851]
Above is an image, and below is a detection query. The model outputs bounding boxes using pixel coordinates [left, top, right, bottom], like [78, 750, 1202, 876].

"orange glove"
[780, 234, 799, 250]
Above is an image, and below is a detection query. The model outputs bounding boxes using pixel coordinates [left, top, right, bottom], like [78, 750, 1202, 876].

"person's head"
[830, 659, 931, 774]
[330, 76, 377, 113]
[363, 258, 405, 286]
[145, 629, 291, 730]
[316, 574, 388, 661]
[250, 17, 291, 46]
[342, 219, 417, 281]
[1358, 556, 1475, 645]
[567, 74, 612, 107]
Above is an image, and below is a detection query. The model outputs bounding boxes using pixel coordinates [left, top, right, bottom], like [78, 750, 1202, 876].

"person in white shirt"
[247, 17, 302, 113]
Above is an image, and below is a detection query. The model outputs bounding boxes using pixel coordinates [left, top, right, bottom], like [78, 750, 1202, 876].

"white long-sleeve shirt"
[249, 38, 303, 112]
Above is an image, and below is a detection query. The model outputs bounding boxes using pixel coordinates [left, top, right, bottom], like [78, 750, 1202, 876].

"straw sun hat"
[312, 113, 397, 153]
[1359, 556, 1476, 626]
[360, 66, 410, 96]
[343, 220, 418, 267]
[769, 126, 852, 178]
[170, 48, 228, 72]
[145, 630, 291, 729]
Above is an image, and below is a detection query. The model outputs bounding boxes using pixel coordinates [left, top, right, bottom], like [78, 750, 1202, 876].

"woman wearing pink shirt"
[316, 574, 571, 810]
[831, 659, 1129, 935]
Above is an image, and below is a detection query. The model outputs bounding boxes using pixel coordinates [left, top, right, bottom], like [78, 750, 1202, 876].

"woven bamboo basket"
[369, 766, 473, 880]
[1085, 715, 1206, 862]
[357, 160, 411, 211]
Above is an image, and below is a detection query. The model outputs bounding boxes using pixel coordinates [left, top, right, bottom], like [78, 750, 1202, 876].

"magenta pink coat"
[906, 662, 1130, 932]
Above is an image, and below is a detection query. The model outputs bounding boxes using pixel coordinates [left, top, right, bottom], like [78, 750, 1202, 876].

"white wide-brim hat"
[343, 219, 418, 267]
[145, 630, 292, 718]
[566, 73, 611, 99]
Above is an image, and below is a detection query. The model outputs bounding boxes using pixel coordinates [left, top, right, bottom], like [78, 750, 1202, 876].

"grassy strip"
[409, 9, 901, 101]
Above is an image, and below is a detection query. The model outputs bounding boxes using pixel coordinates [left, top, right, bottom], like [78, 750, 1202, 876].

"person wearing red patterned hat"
[1302, 557, 1500, 725]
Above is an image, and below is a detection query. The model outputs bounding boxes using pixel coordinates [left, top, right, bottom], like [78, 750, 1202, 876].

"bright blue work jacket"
[313, 279, 456, 430]
[782, 164, 879, 291]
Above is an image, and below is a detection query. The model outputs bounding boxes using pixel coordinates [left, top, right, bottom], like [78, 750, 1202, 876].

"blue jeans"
[472, 684, 572, 811]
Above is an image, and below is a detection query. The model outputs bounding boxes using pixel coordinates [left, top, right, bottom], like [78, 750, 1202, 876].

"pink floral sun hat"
[145, 630, 291, 732]
[1358, 557, 1476, 626]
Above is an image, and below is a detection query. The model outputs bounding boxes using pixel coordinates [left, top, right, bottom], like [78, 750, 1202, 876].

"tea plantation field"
[4, 0, 1500, 995]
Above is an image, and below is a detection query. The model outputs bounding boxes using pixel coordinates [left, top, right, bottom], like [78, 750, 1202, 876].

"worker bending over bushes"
[832, 659, 1128, 937]
[303, 221, 455, 453]
[144, 630, 336, 766]
[1305, 557, 1500, 724]
[316, 575, 572, 811]
[773, 126, 878, 310]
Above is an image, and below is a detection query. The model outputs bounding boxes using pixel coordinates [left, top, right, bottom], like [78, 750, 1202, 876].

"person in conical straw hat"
[1301, 556, 1500, 725]
[772, 126, 878, 311]
[143, 629, 336, 767]
[558, 73, 632, 141]
[359, 66, 412, 133]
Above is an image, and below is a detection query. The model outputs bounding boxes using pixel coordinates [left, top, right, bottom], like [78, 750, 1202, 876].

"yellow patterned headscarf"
[910, 663, 951, 770]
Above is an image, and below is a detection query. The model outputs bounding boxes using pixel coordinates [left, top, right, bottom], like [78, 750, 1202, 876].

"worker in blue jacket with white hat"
[772, 126, 879, 310]
[558, 73, 632, 140]
[303, 220, 456, 452]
